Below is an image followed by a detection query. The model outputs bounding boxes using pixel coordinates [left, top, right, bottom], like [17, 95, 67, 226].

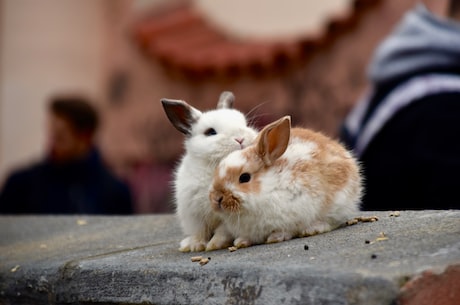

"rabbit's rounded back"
[210, 116, 361, 245]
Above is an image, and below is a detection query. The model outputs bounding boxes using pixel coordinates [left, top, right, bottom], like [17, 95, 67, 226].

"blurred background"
[0, 0, 445, 213]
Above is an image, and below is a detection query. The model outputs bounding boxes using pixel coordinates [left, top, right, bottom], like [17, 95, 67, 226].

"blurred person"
[341, 1, 460, 210]
[0, 96, 133, 214]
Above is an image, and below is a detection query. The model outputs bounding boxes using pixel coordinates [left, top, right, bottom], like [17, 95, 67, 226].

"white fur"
[174, 108, 257, 251]
[218, 152, 246, 178]
[211, 120, 362, 248]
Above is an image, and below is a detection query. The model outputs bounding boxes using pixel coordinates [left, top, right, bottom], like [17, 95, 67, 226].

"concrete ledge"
[0, 211, 459, 305]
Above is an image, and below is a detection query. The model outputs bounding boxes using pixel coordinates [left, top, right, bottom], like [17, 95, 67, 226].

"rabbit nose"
[210, 192, 224, 211]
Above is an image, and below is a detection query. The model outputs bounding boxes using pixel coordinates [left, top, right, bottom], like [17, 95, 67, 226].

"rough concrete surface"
[0, 210, 459, 305]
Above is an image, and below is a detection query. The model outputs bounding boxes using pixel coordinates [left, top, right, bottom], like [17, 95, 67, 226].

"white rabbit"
[161, 91, 258, 252]
[209, 116, 362, 249]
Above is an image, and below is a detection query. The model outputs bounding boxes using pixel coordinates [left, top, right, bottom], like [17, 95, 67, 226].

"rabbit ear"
[161, 99, 202, 135]
[257, 116, 291, 166]
[216, 91, 234, 109]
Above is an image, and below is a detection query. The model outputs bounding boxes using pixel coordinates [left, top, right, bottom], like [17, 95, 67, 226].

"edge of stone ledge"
[58, 264, 400, 305]
[1, 211, 459, 305]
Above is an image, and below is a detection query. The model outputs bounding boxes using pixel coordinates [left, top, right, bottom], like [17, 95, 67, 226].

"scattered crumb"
[376, 232, 388, 241]
[10, 265, 20, 273]
[191, 256, 203, 262]
[191, 256, 211, 266]
[346, 215, 379, 226]
[346, 219, 359, 226]
[199, 257, 210, 266]
[309, 257, 315, 260]
[389, 211, 400, 217]
[356, 216, 379, 222]
[228, 246, 238, 252]
[76, 219, 87, 226]
[371, 254, 378, 259]
[366, 232, 389, 245]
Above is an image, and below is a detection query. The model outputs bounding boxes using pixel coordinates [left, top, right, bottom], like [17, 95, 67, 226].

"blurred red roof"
[133, 0, 382, 79]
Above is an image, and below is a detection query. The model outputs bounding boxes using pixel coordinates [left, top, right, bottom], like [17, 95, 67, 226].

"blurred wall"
[0, 0, 175, 183]
[0, 0, 448, 213]
[0, 0, 111, 179]
[195, 0, 349, 39]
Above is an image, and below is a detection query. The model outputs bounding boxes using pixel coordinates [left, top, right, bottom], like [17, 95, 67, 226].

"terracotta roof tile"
[133, 0, 382, 79]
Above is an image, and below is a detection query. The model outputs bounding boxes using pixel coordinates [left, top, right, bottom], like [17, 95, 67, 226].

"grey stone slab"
[0, 211, 459, 305]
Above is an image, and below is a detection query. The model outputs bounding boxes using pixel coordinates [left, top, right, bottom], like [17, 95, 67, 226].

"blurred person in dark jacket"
[0, 96, 133, 214]
[341, 1, 460, 210]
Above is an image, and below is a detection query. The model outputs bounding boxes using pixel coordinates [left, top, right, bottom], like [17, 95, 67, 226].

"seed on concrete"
[199, 258, 210, 266]
[191, 256, 203, 262]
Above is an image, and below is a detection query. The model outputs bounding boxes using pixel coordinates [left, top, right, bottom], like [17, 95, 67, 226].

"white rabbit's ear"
[257, 116, 291, 166]
[161, 99, 202, 135]
[216, 91, 234, 109]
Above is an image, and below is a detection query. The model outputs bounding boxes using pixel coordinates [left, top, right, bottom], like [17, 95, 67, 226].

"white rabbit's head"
[162, 92, 258, 163]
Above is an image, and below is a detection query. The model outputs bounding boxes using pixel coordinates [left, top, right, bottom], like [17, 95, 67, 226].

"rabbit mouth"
[233, 143, 245, 150]
[220, 194, 241, 213]
[210, 190, 241, 213]
[240, 142, 250, 149]
[234, 137, 245, 149]
[210, 195, 224, 212]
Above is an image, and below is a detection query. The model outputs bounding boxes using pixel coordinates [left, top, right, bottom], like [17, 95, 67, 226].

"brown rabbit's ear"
[257, 116, 291, 166]
[216, 91, 234, 109]
[161, 99, 202, 135]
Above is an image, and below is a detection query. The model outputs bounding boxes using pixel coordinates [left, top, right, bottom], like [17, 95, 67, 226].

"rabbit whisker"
[247, 112, 275, 128]
[246, 100, 271, 118]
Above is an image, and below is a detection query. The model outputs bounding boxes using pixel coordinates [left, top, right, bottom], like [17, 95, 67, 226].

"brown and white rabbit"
[209, 116, 362, 249]
[162, 91, 258, 252]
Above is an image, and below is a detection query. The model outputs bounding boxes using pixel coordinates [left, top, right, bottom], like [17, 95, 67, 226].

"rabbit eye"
[239, 173, 251, 183]
[204, 128, 217, 136]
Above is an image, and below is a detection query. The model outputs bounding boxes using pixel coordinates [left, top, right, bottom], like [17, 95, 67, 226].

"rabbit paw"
[300, 221, 333, 237]
[234, 237, 252, 248]
[206, 231, 233, 251]
[266, 231, 293, 244]
[179, 236, 207, 252]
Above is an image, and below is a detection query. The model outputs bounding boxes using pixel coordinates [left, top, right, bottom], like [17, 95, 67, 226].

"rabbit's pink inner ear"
[258, 117, 291, 165]
[161, 99, 201, 135]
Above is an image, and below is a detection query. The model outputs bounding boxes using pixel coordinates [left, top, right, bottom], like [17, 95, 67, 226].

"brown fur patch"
[236, 148, 264, 195]
[291, 128, 344, 154]
[210, 147, 264, 213]
[221, 188, 242, 213]
[290, 128, 359, 208]
[210, 180, 242, 213]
